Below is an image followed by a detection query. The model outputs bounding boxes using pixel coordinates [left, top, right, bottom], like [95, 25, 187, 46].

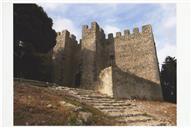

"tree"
[14, 4, 56, 81]
[160, 56, 177, 103]
[14, 4, 56, 53]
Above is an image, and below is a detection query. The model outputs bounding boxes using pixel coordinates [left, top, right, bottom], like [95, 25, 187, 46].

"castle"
[52, 22, 163, 100]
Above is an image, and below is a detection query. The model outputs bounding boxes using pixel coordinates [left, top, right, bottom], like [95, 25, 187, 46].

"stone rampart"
[113, 25, 160, 84]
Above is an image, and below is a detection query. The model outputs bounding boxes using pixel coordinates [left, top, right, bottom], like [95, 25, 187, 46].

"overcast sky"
[37, 3, 176, 69]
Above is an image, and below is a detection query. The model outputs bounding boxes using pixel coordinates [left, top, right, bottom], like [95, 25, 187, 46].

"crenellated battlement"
[55, 30, 79, 53]
[62, 30, 70, 36]
[108, 33, 114, 40]
[82, 22, 105, 34]
[82, 21, 100, 32]
[57, 30, 69, 36]
[53, 21, 162, 101]
[57, 23, 153, 45]
[116, 32, 121, 37]
[57, 32, 61, 36]
[82, 22, 106, 39]
[70, 34, 76, 40]
[61, 30, 78, 44]
[57, 23, 154, 48]
[91, 21, 99, 31]
[107, 24, 153, 39]
[124, 29, 130, 36]
[133, 27, 139, 34]
[142, 24, 152, 33]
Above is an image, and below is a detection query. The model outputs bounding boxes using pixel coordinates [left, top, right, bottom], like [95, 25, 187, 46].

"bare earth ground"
[14, 80, 176, 126]
[14, 82, 113, 125]
[135, 100, 176, 125]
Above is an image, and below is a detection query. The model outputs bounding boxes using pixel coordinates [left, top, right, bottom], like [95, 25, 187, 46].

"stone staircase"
[49, 86, 169, 126]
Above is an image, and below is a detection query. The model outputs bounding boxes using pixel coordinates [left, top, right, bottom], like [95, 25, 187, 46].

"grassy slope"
[14, 81, 115, 126]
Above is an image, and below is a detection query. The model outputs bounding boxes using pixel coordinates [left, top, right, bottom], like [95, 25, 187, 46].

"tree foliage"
[14, 4, 56, 82]
[160, 56, 177, 103]
[14, 4, 56, 53]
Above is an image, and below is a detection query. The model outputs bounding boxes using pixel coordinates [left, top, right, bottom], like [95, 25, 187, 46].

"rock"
[47, 104, 52, 108]
[78, 112, 93, 122]
[74, 106, 83, 112]
[28, 108, 33, 112]
[55, 86, 62, 90]
[76, 119, 83, 125]
[41, 120, 46, 123]
[25, 122, 29, 125]
[59, 101, 76, 109]
[59, 101, 66, 105]
[27, 96, 32, 99]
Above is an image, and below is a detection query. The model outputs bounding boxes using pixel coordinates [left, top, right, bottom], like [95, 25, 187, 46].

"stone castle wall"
[52, 21, 162, 100]
[53, 30, 80, 87]
[97, 65, 162, 100]
[112, 64, 163, 100]
[112, 25, 160, 84]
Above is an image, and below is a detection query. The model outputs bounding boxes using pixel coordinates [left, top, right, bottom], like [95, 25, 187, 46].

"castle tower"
[80, 22, 106, 89]
[80, 22, 98, 89]
[113, 25, 160, 84]
[53, 30, 80, 86]
[96, 23, 162, 100]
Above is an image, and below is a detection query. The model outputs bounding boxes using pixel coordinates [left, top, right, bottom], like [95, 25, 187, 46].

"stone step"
[85, 99, 124, 103]
[84, 97, 112, 100]
[69, 89, 98, 94]
[76, 94, 109, 99]
[66, 95, 112, 102]
[117, 119, 168, 126]
[52, 86, 97, 94]
[90, 103, 132, 107]
[53, 86, 68, 90]
[82, 99, 117, 102]
[75, 90, 103, 94]
[95, 106, 128, 110]
[56, 89, 79, 95]
[69, 95, 104, 101]
[107, 112, 146, 117]
[101, 107, 140, 113]
[49, 86, 171, 126]
[87, 102, 133, 108]
[100, 109, 128, 113]
[93, 105, 132, 110]
[75, 90, 101, 94]
[116, 116, 153, 124]
[69, 92, 79, 95]
[77, 97, 95, 100]
[99, 108, 144, 114]
[86, 95, 112, 99]
[90, 102, 134, 108]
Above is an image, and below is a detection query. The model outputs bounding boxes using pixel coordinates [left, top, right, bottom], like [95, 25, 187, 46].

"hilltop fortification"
[52, 22, 162, 100]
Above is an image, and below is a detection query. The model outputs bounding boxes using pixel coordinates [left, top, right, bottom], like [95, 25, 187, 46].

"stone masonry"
[52, 30, 81, 87]
[52, 22, 163, 100]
